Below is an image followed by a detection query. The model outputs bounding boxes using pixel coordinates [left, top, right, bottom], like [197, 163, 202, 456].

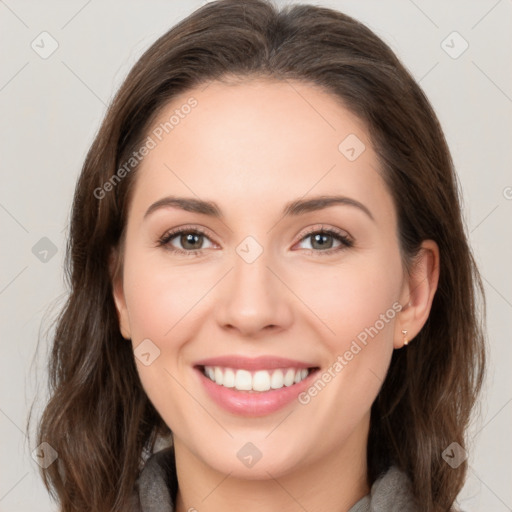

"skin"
[112, 79, 439, 512]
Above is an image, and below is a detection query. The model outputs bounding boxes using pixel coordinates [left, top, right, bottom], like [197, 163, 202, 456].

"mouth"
[193, 356, 320, 417]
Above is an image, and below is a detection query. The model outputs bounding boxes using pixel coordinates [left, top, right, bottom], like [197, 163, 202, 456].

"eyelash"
[156, 224, 354, 257]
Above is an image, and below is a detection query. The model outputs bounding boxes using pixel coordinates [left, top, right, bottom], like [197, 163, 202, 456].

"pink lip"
[193, 355, 315, 371]
[194, 362, 320, 418]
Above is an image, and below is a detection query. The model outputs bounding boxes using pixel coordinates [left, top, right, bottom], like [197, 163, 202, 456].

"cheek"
[123, 250, 208, 341]
[121, 247, 224, 416]
[292, 253, 402, 351]
[291, 253, 401, 423]
[122, 250, 207, 431]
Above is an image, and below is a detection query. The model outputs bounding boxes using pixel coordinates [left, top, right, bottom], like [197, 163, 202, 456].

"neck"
[173, 417, 370, 512]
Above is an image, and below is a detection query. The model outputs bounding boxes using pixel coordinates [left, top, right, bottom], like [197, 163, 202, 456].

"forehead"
[130, 78, 394, 225]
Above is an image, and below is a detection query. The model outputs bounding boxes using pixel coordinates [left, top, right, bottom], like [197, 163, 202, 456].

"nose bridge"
[232, 236, 278, 310]
[215, 234, 293, 334]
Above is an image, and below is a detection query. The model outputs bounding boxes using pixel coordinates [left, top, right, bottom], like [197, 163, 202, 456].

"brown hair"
[33, 1, 486, 510]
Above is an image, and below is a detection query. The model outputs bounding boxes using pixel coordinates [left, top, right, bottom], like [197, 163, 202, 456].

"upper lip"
[194, 355, 318, 371]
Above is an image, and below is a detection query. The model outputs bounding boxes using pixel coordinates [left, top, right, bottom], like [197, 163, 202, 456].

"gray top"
[129, 447, 418, 511]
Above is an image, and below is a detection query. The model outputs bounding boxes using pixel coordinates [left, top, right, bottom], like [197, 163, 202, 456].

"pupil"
[183, 233, 201, 250]
[312, 233, 332, 250]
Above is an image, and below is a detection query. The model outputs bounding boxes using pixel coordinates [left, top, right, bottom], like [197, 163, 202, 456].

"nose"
[214, 243, 294, 338]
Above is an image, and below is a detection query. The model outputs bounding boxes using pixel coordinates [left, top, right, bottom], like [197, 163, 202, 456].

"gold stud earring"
[401, 329, 409, 346]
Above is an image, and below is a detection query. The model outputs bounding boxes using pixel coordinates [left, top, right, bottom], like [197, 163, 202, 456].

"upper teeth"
[204, 366, 310, 392]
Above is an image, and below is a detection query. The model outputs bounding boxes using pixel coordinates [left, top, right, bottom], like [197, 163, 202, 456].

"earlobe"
[109, 249, 132, 340]
[394, 240, 440, 349]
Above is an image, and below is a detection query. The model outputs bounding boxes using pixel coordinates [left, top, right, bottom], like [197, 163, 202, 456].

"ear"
[109, 248, 132, 340]
[394, 240, 440, 349]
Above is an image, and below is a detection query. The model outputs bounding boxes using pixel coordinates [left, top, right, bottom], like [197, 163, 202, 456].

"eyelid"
[296, 224, 352, 244]
[173, 224, 211, 238]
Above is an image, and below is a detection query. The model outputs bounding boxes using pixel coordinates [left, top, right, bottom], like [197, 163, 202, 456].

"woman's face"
[113, 79, 410, 479]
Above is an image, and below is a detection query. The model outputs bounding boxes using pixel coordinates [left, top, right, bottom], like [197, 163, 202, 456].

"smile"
[193, 355, 320, 416]
[202, 366, 312, 392]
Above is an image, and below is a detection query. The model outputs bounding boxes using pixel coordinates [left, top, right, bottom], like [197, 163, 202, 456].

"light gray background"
[0, 1, 511, 510]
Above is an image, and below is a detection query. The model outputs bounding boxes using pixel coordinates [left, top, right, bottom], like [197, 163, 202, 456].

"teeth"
[203, 366, 311, 392]
[223, 368, 235, 388]
[253, 370, 271, 391]
[214, 367, 223, 386]
[270, 369, 284, 389]
[284, 368, 295, 386]
[236, 369, 252, 391]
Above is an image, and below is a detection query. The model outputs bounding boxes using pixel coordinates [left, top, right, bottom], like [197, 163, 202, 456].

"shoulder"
[371, 466, 417, 510]
[349, 466, 418, 512]
[130, 447, 177, 512]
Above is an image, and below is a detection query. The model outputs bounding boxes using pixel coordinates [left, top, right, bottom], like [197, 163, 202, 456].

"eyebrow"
[144, 194, 375, 222]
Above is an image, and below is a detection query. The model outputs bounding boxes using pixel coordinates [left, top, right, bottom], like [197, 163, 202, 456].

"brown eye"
[178, 232, 204, 250]
[309, 232, 336, 250]
[296, 227, 353, 254]
[158, 227, 215, 255]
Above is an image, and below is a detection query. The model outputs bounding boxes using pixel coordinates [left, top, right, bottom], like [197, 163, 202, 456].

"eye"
[157, 224, 354, 257]
[295, 225, 353, 255]
[157, 226, 215, 256]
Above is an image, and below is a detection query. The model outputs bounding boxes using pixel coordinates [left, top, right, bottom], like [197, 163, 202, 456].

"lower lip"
[195, 367, 318, 417]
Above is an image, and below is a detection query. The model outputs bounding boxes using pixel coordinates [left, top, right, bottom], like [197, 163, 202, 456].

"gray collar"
[132, 447, 417, 511]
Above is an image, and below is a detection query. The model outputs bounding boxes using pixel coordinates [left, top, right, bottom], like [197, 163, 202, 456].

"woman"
[36, 1, 486, 510]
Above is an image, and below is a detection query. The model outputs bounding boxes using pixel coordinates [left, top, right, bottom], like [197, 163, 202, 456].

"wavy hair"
[34, 1, 486, 510]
